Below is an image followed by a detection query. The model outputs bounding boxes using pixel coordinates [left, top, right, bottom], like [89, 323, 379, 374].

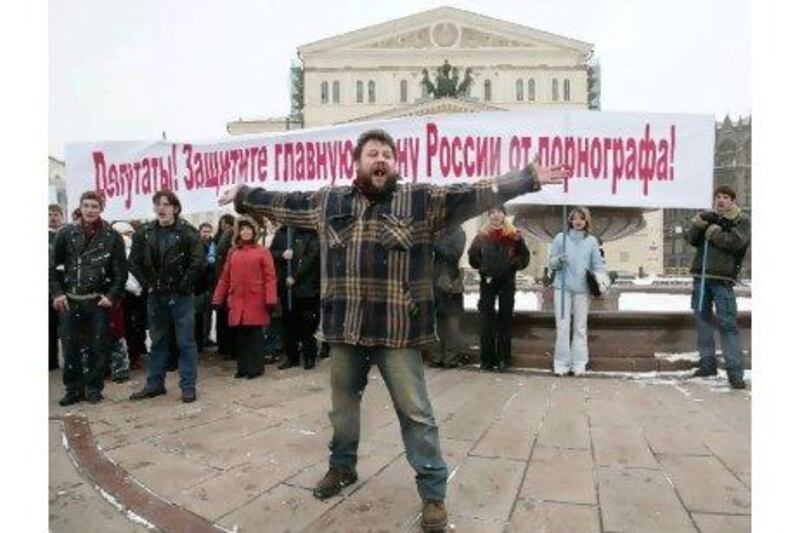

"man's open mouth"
[373, 168, 387, 178]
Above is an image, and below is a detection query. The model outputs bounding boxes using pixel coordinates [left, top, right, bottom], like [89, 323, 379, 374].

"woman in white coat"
[549, 207, 606, 376]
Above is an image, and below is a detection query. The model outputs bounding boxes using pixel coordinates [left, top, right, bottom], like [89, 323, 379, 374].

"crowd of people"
[47, 189, 328, 405]
[48, 128, 750, 532]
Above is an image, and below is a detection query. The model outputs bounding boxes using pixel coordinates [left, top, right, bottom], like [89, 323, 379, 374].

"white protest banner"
[65, 109, 714, 220]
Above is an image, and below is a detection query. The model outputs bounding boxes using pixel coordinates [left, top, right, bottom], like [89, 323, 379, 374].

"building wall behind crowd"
[49, 156, 67, 213]
[662, 116, 751, 278]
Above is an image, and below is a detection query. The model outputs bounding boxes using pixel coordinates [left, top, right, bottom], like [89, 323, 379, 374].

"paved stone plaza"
[49, 355, 750, 532]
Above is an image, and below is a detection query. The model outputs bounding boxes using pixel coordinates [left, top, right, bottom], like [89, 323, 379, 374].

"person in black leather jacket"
[129, 190, 204, 403]
[49, 191, 127, 405]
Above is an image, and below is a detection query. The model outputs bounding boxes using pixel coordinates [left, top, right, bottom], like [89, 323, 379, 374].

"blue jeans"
[60, 298, 109, 396]
[146, 293, 198, 392]
[328, 344, 449, 501]
[692, 278, 744, 380]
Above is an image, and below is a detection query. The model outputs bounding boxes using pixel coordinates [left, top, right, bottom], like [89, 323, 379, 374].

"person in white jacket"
[549, 207, 606, 376]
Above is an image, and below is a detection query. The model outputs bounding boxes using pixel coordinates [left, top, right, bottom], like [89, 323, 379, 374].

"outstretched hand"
[532, 156, 569, 186]
[218, 184, 244, 206]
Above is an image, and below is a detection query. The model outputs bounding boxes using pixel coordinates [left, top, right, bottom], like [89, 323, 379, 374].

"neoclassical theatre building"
[228, 6, 664, 277]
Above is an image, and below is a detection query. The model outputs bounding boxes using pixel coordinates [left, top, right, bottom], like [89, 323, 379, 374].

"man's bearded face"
[356, 140, 398, 189]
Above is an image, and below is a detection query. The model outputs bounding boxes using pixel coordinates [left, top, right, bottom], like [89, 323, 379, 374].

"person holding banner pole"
[685, 186, 750, 389]
[271, 224, 322, 371]
[548, 207, 606, 376]
[219, 128, 566, 532]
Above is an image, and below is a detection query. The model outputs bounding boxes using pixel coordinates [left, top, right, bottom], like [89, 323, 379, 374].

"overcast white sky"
[49, 0, 750, 158]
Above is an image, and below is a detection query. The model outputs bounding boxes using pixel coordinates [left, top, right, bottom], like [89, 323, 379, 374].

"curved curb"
[53, 414, 231, 533]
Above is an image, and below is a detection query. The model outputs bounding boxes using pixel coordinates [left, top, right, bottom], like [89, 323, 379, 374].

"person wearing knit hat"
[468, 205, 530, 372]
[212, 216, 278, 379]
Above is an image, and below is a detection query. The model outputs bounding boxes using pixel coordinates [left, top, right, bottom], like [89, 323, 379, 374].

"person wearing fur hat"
[468, 205, 531, 372]
[212, 216, 278, 379]
[685, 186, 750, 389]
[549, 206, 606, 376]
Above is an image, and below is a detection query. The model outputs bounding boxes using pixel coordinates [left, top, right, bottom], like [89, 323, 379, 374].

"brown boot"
[421, 500, 448, 532]
[312, 467, 358, 500]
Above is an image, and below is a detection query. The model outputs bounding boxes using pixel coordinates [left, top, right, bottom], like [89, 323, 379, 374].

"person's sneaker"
[59, 392, 84, 406]
[181, 389, 197, 403]
[129, 387, 167, 401]
[312, 467, 358, 500]
[572, 367, 586, 377]
[421, 500, 448, 532]
[693, 368, 718, 378]
[86, 392, 104, 404]
[729, 377, 747, 389]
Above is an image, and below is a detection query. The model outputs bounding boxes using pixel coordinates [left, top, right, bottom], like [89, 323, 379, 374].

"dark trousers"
[49, 303, 60, 370]
[123, 291, 147, 367]
[233, 325, 265, 377]
[478, 278, 516, 368]
[60, 299, 110, 396]
[216, 306, 234, 358]
[264, 320, 283, 354]
[193, 291, 210, 352]
[431, 292, 464, 367]
[146, 293, 198, 392]
[282, 297, 320, 365]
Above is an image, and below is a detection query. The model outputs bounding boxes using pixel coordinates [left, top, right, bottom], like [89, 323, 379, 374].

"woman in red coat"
[212, 216, 277, 379]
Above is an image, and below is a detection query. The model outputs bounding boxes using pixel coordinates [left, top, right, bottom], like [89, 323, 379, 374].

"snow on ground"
[463, 291, 751, 312]
[618, 292, 752, 312]
[464, 291, 540, 311]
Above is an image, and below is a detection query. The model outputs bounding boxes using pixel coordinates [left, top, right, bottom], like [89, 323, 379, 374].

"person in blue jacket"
[549, 206, 606, 376]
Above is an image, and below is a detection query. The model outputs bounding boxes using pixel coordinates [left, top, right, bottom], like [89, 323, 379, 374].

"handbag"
[586, 270, 602, 297]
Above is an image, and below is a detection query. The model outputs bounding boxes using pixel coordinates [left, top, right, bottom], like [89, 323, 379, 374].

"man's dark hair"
[198, 222, 213, 231]
[152, 189, 182, 216]
[714, 185, 737, 200]
[48, 204, 63, 214]
[79, 190, 105, 209]
[353, 129, 397, 162]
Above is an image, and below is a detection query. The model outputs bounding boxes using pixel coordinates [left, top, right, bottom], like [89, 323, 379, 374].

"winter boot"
[313, 467, 358, 499]
[421, 500, 448, 532]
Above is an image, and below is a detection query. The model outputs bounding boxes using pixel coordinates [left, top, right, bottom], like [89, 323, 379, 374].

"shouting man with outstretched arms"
[219, 128, 566, 533]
